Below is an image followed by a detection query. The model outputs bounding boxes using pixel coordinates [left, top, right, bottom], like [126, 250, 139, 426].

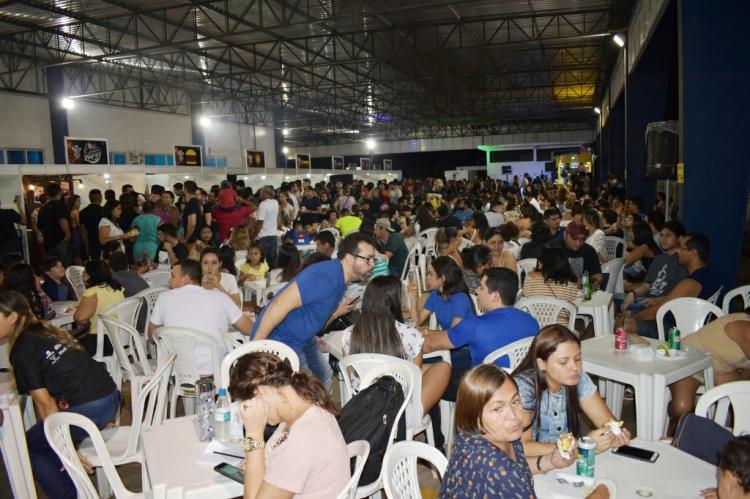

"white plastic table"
[142, 416, 243, 498]
[534, 439, 715, 499]
[49, 300, 78, 329]
[582, 336, 713, 441]
[575, 290, 614, 337]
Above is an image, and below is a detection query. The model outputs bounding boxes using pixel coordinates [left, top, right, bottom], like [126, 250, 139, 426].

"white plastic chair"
[354, 361, 414, 499]
[515, 296, 577, 331]
[142, 270, 171, 288]
[418, 228, 439, 257]
[722, 284, 750, 314]
[335, 441, 370, 499]
[695, 381, 750, 435]
[155, 327, 224, 417]
[219, 340, 300, 390]
[655, 297, 724, 342]
[482, 336, 534, 371]
[456, 238, 474, 251]
[603, 236, 625, 261]
[338, 353, 433, 444]
[706, 286, 723, 306]
[45, 412, 146, 499]
[400, 241, 423, 283]
[382, 440, 448, 499]
[78, 354, 176, 496]
[65, 265, 86, 300]
[104, 297, 142, 330]
[516, 258, 537, 287]
[258, 282, 287, 308]
[601, 257, 625, 294]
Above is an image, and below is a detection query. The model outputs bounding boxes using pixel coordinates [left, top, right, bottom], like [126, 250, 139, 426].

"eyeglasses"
[352, 253, 376, 265]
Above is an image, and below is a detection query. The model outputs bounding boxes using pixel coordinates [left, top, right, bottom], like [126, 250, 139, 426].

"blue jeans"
[27, 390, 120, 499]
[299, 337, 333, 391]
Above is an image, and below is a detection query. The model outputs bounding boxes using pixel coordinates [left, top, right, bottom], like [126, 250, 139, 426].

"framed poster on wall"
[332, 156, 344, 169]
[246, 150, 265, 168]
[383, 159, 392, 170]
[64, 137, 109, 165]
[360, 157, 370, 169]
[297, 154, 311, 169]
[174, 145, 203, 166]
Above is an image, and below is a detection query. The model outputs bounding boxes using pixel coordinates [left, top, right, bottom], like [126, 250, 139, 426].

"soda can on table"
[614, 327, 628, 352]
[576, 437, 596, 478]
[668, 327, 681, 350]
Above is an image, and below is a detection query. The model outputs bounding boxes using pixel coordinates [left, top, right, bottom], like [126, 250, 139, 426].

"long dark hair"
[471, 212, 490, 241]
[632, 222, 660, 254]
[1, 264, 45, 318]
[537, 246, 577, 285]
[513, 325, 582, 438]
[0, 290, 83, 352]
[431, 256, 473, 309]
[348, 275, 406, 359]
[84, 260, 123, 291]
[228, 352, 337, 415]
[276, 242, 301, 282]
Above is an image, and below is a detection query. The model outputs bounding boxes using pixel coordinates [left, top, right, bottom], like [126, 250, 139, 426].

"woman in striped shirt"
[522, 245, 578, 325]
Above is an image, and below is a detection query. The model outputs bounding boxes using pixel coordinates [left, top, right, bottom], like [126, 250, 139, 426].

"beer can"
[668, 327, 681, 350]
[576, 437, 596, 478]
[614, 327, 628, 352]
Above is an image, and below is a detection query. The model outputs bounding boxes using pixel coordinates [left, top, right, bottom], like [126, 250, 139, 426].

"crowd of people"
[0, 171, 748, 499]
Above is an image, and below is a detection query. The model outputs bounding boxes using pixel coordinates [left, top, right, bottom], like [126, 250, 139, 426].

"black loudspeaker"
[646, 124, 678, 179]
[544, 161, 556, 172]
[330, 174, 354, 184]
[501, 165, 512, 174]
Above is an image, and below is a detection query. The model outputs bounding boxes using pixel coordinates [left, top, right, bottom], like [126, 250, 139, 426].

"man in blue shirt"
[423, 267, 539, 367]
[251, 232, 378, 388]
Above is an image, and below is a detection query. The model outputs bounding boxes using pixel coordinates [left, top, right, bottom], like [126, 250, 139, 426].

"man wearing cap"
[556, 220, 603, 289]
[373, 218, 409, 277]
[212, 185, 253, 242]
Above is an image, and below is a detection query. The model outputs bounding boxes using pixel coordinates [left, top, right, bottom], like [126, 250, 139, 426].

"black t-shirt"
[38, 199, 70, 250]
[10, 328, 116, 406]
[556, 241, 602, 279]
[0, 208, 21, 252]
[158, 241, 188, 261]
[182, 198, 204, 243]
[79, 204, 104, 247]
[300, 196, 322, 225]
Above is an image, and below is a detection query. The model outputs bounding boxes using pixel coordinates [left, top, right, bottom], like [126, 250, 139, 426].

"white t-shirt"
[586, 229, 606, 257]
[219, 272, 240, 296]
[150, 284, 243, 374]
[98, 218, 125, 252]
[484, 211, 505, 228]
[257, 199, 280, 238]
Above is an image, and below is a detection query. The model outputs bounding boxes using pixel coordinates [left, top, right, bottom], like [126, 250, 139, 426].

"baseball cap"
[218, 187, 237, 208]
[565, 220, 589, 240]
[374, 218, 395, 232]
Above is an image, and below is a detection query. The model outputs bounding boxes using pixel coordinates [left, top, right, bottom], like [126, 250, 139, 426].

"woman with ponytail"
[228, 352, 350, 499]
[0, 290, 119, 499]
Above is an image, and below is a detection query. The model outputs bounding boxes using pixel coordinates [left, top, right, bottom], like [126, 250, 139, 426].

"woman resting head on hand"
[228, 352, 350, 499]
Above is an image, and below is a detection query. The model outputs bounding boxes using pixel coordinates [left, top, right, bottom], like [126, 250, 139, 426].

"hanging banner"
[174, 145, 203, 166]
[297, 154, 311, 169]
[65, 137, 109, 165]
[246, 150, 265, 168]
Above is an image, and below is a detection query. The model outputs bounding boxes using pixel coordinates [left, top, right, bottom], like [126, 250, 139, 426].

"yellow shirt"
[239, 261, 269, 280]
[82, 285, 125, 334]
[335, 215, 363, 236]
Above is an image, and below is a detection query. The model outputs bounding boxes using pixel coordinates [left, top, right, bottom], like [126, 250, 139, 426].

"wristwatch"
[242, 436, 265, 453]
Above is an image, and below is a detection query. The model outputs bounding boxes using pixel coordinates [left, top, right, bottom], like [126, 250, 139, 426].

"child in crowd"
[39, 257, 74, 301]
[238, 244, 269, 284]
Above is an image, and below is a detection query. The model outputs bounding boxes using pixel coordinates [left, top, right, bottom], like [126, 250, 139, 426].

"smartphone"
[214, 462, 245, 484]
[611, 445, 659, 463]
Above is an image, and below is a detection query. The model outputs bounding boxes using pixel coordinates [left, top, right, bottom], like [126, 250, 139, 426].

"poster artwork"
[383, 159, 392, 170]
[174, 145, 203, 166]
[360, 158, 370, 169]
[65, 137, 109, 165]
[332, 156, 344, 169]
[246, 150, 265, 168]
[297, 154, 311, 169]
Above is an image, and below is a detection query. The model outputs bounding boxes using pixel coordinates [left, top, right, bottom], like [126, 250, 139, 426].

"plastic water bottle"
[196, 379, 215, 442]
[214, 388, 232, 443]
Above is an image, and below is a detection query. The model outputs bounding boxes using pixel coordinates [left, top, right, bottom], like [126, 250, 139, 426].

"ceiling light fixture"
[613, 34, 625, 47]
[61, 97, 75, 110]
[594, 107, 601, 114]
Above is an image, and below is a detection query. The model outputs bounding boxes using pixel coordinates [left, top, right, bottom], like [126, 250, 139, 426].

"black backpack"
[338, 375, 406, 486]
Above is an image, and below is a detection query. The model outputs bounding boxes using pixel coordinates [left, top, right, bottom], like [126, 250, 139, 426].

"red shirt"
[212, 204, 253, 241]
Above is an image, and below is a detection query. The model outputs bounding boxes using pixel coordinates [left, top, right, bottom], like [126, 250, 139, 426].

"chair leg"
[426, 418, 435, 447]
[169, 387, 178, 419]
[440, 400, 456, 457]
[96, 467, 112, 498]
[140, 459, 151, 493]
[181, 396, 196, 416]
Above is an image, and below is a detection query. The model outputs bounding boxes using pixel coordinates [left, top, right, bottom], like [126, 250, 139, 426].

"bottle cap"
[218, 388, 227, 396]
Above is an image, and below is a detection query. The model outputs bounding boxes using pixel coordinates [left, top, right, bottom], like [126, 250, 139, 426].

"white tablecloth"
[142, 416, 243, 498]
[49, 300, 78, 328]
[582, 336, 713, 440]
[534, 439, 715, 499]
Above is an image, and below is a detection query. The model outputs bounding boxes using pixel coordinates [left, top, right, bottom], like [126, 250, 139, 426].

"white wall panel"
[0, 92, 54, 162]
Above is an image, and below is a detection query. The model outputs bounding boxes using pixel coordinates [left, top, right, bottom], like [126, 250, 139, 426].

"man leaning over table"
[148, 259, 253, 376]
[250, 232, 378, 389]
